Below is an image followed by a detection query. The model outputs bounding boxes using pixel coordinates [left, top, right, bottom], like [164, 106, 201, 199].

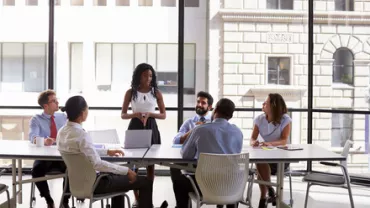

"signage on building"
[266, 33, 293, 43]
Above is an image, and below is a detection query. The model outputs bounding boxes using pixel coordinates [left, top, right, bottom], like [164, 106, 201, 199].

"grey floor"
[0, 175, 370, 208]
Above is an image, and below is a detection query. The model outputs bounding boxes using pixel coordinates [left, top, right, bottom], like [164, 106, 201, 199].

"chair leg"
[246, 174, 254, 206]
[289, 173, 293, 207]
[304, 183, 311, 208]
[89, 200, 93, 208]
[30, 182, 35, 208]
[6, 189, 10, 208]
[105, 198, 110, 208]
[101, 200, 104, 208]
[124, 194, 131, 208]
[71, 196, 75, 208]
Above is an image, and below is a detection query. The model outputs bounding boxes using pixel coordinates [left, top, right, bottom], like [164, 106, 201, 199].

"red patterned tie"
[50, 115, 57, 140]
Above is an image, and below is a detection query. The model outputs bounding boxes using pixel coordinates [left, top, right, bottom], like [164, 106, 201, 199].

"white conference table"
[144, 144, 346, 208]
[0, 141, 346, 208]
[0, 140, 148, 208]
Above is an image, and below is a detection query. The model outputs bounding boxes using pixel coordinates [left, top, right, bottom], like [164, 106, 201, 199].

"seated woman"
[57, 95, 153, 208]
[250, 93, 291, 208]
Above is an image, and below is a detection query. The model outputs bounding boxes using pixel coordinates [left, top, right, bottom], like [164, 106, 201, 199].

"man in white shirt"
[57, 95, 153, 208]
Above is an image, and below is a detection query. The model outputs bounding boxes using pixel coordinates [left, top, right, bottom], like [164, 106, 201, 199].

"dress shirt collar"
[42, 112, 54, 119]
[212, 118, 228, 123]
[66, 121, 84, 130]
[192, 112, 212, 122]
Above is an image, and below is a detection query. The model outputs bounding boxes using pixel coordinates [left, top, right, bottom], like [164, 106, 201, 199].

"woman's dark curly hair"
[131, 63, 158, 101]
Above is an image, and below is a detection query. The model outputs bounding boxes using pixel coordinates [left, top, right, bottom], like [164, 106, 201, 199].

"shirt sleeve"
[173, 119, 191, 144]
[78, 132, 129, 175]
[253, 114, 262, 128]
[181, 127, 201, 159]
[280, 114, 292, 130]
[29, 117, 40, 143]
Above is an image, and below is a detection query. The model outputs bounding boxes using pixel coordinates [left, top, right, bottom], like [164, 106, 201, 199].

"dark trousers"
[94, 174, 153, 208]
[170, 168, 238, 208]
[32, 160, 70, 203]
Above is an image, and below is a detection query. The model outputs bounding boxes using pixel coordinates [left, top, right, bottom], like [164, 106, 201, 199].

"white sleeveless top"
[131, 91, 157, 113]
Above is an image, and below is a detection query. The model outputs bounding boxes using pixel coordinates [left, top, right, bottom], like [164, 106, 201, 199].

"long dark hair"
[131, 63, 158, 101]
[61, 96, 88, 121]
[268, 93, 288, 125]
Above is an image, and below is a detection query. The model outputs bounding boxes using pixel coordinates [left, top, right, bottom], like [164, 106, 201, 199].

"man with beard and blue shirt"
[171, 91, 213, 208]
[173, 91, 214, 144]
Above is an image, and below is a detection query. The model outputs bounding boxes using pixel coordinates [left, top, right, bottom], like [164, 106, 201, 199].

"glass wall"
[0, 0, 369, 174]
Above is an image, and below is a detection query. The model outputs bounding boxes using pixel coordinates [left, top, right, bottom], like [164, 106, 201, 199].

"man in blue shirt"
[29, 90, 70, 208]
[170, 91, 213, 207]
[174, 98, 243, 208]
[173, 91, 213, 144]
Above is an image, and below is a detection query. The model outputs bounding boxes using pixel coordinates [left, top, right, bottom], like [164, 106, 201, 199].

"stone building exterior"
[208, 0, 370, 171]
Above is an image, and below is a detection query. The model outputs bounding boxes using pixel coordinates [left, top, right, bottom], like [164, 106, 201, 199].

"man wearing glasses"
[29, 90, 70, 208]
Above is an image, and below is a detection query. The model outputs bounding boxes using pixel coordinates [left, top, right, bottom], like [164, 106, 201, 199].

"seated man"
[171, 91, 213, 207]
[173, 91, 213, 144]
[174, 98, 243, 208]
[29, 90, 70, 208]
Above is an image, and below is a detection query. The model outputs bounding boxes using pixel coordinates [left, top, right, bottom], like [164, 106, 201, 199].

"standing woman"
[250, 93, 291, 208]
[121, 63, 166, 207]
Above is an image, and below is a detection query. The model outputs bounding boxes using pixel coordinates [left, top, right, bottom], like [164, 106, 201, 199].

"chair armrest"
[92, 173, 110, 192]
[320, 162, 339, 167]
[181, 169, 195, 176]
[182, 171, 201, 200]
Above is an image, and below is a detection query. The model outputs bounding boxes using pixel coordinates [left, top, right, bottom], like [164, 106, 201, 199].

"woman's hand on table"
[107, 149, 125, 157]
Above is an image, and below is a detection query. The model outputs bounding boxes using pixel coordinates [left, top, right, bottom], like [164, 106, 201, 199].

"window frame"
[332, 47, 354, 85]
[266, 55, 293, 85]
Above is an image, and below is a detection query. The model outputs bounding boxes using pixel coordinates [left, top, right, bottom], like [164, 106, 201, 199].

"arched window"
[333, 48, 354, 85]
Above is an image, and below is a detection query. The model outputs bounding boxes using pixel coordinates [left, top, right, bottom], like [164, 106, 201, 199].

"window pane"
[147, 44, 156, 69]
[26, 0, 38, 6]
[24, 43, 46, 92]
[335, 0, 345, 11]
[161, 0, 176, 7]
[138, 0, 152, 6]
[268, 57, 279, 84]
[157, 44, 177, 72]
[112, 44, 134, 92]
[184, 44, 195, 94]
[96, 44, 112, 91]
[135, 44, 147, 67]
[71, 0, 83, 6]
[3, 0, 15, 6]
[267, 0, 278, 9]
[185, 0, 199, 7]
[313, 113, 367, 174]
[280, 0, 293, 9]
[56, 0, 178, 108]
[279, 58, 290, 85]
[94, 0, 106, 6]
[70, 43, 83, 93]
[116, 0, 129, 6]
[2, 43, 23, 92]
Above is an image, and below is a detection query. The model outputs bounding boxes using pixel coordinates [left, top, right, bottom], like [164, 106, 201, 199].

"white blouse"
[131, 91, 157, 113]
[57, 121, 128, 175]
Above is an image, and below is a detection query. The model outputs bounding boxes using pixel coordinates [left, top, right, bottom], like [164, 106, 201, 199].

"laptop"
[88, 129, 121, 149]
[124, 129, 152, 149]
